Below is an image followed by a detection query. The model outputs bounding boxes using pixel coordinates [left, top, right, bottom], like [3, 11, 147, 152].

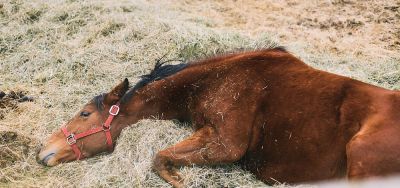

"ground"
[0, 0, 399, 187]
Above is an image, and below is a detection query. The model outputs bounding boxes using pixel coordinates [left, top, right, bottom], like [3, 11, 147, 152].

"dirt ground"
[0, 131, 35, 170]
[169, 0, 400, 59]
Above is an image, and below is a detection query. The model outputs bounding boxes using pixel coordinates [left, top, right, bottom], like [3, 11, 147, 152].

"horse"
[37, 47, 400, 187]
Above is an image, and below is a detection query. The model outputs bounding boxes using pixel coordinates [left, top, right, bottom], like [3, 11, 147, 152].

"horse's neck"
[120, 78, 190, 125]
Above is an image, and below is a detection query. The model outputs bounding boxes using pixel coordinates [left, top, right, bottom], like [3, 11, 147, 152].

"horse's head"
[37, 79, 129, 166]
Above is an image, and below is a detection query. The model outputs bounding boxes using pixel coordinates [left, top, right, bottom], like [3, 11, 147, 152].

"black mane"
[120, 61, 188, 104]
[273, 46, 287, 52]
[93, 47, 286, 109]
[93, 93, 105, 111]
[92, 61, 187, 110]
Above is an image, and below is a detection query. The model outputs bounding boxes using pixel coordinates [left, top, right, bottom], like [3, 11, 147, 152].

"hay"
[0, 0, 399, 187]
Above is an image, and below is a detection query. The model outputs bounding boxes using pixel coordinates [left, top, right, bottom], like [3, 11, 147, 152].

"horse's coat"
[38, 48, 400, 187]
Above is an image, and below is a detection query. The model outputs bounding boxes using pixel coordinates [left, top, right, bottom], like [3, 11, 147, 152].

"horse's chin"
[45, 159, 60, 166]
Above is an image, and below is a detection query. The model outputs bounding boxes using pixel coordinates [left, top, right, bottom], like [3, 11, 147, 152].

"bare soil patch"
[0, 90, 33, 119]
[0, 131, 33, 169]
[170, 0, 400, 59]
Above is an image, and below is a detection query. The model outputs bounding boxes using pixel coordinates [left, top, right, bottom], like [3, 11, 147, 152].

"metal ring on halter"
[102, 123, 111, 130]
[66, 134, 76, 145]
[109, 105, 120, 116]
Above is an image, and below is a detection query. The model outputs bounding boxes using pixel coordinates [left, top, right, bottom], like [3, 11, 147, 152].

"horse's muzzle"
[37, 146, 58, 166]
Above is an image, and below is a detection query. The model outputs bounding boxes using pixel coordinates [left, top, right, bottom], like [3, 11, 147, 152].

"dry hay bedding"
[0, 0, 399, 188]
[0, 131, 35, 170]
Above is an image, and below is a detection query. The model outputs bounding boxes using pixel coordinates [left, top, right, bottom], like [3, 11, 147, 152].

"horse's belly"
[241, 127, 347, 184]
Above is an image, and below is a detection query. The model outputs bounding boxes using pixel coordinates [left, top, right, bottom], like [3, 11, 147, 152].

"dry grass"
[0, 0, 399, 187]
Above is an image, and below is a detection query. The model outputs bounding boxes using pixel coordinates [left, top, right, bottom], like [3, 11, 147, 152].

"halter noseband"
[61, 103, 120, 160]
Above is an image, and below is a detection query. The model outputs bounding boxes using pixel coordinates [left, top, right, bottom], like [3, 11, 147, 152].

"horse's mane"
[94, 46, 286, 109]
[120, 60, 188, 104]
[92, 60, 187, 110]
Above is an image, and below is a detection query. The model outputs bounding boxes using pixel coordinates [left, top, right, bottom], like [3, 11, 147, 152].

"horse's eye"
[80, 111, 91, 117]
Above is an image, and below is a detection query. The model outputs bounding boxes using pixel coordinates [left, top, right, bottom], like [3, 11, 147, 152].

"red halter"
[61, 103, 120, 160]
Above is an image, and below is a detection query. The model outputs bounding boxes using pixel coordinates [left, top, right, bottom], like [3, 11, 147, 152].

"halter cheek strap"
[61, 103, 120, 160]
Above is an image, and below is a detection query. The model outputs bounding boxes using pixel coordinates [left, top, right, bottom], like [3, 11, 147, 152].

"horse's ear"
[104, 78, 129, 105]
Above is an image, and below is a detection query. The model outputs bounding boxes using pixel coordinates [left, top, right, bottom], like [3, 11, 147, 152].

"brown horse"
[37, 48, 400, 187]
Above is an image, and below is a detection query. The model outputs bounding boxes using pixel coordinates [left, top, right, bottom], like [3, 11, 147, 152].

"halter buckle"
[103, 123, 111, 131]
[66, 134, 76, 145]
[109, 105, 120, 116]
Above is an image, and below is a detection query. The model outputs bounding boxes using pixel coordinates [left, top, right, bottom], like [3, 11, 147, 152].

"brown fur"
[38, 49, 400, 187]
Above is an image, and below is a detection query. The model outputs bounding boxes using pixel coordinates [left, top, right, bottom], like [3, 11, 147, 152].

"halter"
[61, 103, 120, 160]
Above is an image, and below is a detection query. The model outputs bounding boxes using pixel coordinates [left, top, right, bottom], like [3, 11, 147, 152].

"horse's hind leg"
[153, 126, 246, 188]
[346, 128, 400, 179]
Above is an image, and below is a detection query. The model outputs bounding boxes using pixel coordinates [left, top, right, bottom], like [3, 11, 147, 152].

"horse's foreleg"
[153, 126, 246, 188]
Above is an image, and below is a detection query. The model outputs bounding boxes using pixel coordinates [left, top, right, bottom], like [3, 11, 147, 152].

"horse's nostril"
[37, 152, 56, 166]
[42, 153, 55, 165]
